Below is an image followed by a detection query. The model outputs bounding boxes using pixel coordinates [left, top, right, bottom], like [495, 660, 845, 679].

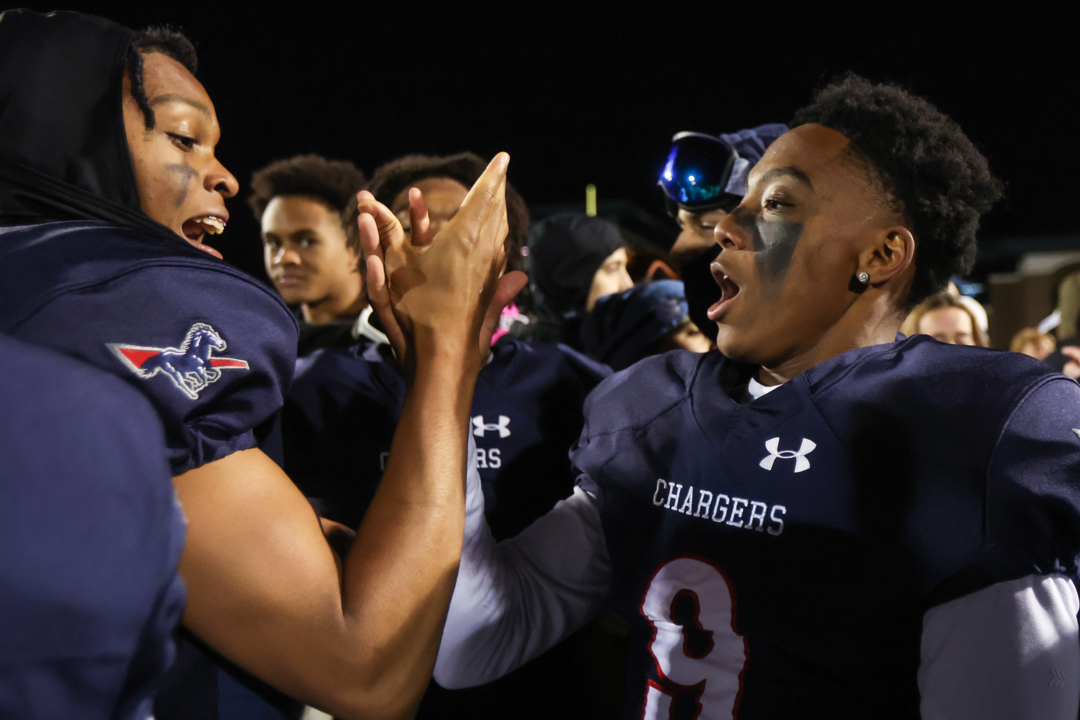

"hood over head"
[0, 9, 174, 240]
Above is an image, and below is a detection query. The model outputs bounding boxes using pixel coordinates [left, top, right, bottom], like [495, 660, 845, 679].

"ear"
[858, 226, 915, 285]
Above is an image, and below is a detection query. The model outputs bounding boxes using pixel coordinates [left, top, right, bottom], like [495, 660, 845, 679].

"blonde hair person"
[901, 291, 988, 347]
[1010, 327, 1056, 360]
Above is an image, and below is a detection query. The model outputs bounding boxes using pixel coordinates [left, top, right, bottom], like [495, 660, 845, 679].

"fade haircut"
[791, 73, 1003, 307]
[356, 152, 530, 274]
[125, 26, 198, 131]
[248, 154, 368, 253]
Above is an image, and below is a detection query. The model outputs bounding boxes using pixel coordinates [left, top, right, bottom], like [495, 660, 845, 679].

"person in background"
[1010, 327, 1056, 360]
[581, 279, 713, 370]
[527, 213, 634, 349]
[249, 154, 371, 357]
[657, 125, 788, 339]
[901, 291, 989, 346]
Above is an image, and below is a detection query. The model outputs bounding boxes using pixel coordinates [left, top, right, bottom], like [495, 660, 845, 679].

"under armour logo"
[759, 437, 816, 473]
[472, 415, 511, 438]
[1049, 667, 1067, 688]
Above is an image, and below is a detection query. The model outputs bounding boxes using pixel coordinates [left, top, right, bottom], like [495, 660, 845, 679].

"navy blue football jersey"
[284, 337, 610, 539]
[282, 336, 610, 720]
[0, 334, 186, 720]
[0, 221, 298, 475]
[572, 336, 1080, 719]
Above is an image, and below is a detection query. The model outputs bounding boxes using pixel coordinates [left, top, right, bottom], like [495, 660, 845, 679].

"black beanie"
[528, 213, 626, 317]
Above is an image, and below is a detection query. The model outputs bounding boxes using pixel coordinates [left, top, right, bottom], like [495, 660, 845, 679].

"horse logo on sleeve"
[109, 323, 249, 400]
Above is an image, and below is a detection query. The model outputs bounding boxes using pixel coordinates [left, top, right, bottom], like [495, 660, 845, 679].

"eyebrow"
[753, 165, 814, 191]
[149, 93, 212, 118]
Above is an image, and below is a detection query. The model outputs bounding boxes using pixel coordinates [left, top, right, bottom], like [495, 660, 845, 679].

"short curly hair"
[248, 154, 368, 252]
[126, 26, 198, 131]
[791, 74, 1003, 306]
[354, 152, 530, 274]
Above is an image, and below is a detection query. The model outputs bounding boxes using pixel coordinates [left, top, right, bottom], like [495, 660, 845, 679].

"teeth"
[200, 216, 226, 234]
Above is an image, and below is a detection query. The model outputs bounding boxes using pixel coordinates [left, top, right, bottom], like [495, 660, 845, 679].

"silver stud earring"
[857, 271, 870, 285]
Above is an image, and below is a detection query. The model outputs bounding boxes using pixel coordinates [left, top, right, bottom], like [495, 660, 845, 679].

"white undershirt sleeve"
[919, 573, 1080, 720]
[434, 439, 613, 689]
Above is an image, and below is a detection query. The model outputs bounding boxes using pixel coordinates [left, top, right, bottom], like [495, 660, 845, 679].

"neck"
[302, 294, 367, 325]
[756, 299, 903, 386]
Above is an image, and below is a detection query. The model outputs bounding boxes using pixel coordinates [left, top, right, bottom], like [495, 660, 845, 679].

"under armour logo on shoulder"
[1049, 667, 1067, 688]
[759, 437, 816, 473]
[472, 415, 511, 438]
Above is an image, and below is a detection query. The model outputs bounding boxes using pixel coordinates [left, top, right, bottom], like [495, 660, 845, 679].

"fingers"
[477, 271, 529, 353]
[1061, 346, 1080, 379]
[365, 254, 409, 362]
[408, 188, 434, 248]
[454, 153, 510, 245]
[356, 190, 405, 252]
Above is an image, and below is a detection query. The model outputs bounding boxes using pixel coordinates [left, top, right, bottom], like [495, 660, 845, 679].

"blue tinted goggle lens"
[658, 134, 738, 210]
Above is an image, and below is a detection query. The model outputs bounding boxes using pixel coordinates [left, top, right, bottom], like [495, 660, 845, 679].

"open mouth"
[181, 215, 227, 259]
[707, 261, 741, 320]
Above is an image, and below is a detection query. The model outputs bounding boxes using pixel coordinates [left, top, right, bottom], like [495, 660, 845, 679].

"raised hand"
[356, 153, 526, 379]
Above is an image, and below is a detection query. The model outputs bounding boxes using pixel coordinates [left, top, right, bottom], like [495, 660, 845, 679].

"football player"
[0, 335, 184, 719]
[249, 154, 368, 328]
[0, 10, 522, 719]
[287, 152, 611, 719]
[378, 76, 1080, 719]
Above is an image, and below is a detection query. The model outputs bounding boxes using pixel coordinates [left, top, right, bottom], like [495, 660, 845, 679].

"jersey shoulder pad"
[581, 349, 704, 438]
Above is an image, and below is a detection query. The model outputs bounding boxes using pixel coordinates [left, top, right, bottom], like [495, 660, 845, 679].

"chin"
[714, 325, 763, 364]
[274, 289, 306, 306]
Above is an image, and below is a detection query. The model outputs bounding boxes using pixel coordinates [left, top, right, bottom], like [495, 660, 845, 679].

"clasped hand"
[356, 153, 528, 379]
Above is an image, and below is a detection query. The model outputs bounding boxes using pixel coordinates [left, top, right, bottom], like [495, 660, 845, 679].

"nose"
[617, 267, 634, 293]
[272, 245, 301, 267]
[714, 209, 747, 252]
[208, 156, 240, 199]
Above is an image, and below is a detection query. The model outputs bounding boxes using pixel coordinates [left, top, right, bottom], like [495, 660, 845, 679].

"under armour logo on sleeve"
[472, 415, 511, 438]
[759, 437, 816, 473]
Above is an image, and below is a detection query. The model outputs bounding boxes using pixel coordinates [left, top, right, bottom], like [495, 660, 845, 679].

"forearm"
[336, 348, 478, 716]
[919, 573, 1080, 719]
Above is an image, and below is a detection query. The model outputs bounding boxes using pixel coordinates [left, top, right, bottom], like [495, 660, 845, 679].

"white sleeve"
[919, 573, 1080, 719]
[434, 439, 612, 689]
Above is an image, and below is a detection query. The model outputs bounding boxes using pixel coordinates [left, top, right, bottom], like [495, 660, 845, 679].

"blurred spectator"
[581, 280, 712, 370]
[248, 154, 367, 329]
[527, 213, 633, 348]
[901, 291, 988, 346]
[1010, 327, 1056, 360]
[657, 124, 788, 340]
[1055, 271, 1080, 343]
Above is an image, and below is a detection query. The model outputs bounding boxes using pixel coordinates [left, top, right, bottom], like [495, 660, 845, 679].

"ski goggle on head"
[658, 132, 748, 217]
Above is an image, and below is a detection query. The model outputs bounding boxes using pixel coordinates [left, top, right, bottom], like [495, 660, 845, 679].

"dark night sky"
[14, 2, 1078, 282]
